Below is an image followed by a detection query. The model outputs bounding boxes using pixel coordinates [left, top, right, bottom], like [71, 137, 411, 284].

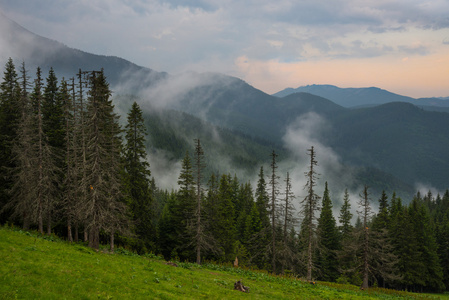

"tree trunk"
[88, 226, 99, 250]
[84, 227, 88, 242]
[22, 212, 30, 230]
[67, 217, 73, 243]
[38, 197, 43, 234]
[270, 150, 278, 274]
[47, 209, 51, 235]
[361, 185, 370, 289]
[74, 225, 79, 242]
[110, 231, 114, 253]
[307, 224, 313, 281]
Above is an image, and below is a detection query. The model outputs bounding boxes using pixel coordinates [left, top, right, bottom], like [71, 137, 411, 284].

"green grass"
[0, 226, 447, 299]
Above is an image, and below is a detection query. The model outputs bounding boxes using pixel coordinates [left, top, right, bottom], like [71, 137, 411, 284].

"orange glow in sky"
[236, 51, 449, 98]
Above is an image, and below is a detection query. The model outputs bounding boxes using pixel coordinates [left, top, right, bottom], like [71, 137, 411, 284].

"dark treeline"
[1, 59, 448, 293]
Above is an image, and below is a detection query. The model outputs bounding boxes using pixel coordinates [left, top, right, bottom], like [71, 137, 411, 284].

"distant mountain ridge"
[273, 84, 449, 109]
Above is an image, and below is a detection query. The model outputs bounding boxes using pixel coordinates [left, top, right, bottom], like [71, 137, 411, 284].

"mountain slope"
[328, 102, 449, 189]
[3, 227, 434, 299]
[0, 12, 166, 91]
[114, 96, 415, 199]
[170, 75, 346, 144]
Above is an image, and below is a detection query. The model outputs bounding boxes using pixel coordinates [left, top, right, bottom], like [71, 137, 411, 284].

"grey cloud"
[397, 44, 430, 56]
[1, 0, 448, 84]
[161, 0, 219, 11]
[279, 112, 367, 221]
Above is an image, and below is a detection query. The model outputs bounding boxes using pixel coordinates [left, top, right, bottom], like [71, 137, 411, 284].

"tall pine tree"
[0, 58, 20, 224]
[80, 70, 128, 250]
[124, 101, 154, 252]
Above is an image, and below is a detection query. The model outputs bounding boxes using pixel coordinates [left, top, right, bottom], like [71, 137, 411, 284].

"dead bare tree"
[269, 150, 280, 273]
[192, 139, 219, 263]
[301, 146, 321, 281]
[279, 172, 298, 274]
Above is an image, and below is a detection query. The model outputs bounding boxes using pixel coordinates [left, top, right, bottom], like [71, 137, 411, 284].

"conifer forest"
[1, 59, 449, 294]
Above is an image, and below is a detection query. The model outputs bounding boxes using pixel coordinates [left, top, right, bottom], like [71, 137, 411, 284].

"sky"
[0, 0, 449, 98]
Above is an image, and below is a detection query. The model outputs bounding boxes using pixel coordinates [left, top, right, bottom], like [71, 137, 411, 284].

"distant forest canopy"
[1, 59, 449, 293]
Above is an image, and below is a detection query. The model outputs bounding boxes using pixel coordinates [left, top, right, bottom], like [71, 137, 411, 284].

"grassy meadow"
[0, 226, 447, 299]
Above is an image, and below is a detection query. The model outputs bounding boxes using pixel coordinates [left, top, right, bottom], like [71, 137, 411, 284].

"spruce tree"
[316, 182, 339, 281]
[204, 173, 238, 262]
[8, 62, 32, 228]
[235, 182, 254, 241]
[80, 70, 128, 250]
[42, 68, 65, 234]
[372, 190, 389, 231]
[407, 197, 444, 292]
[337, 188, 356, 284]
[7, 67, 59, 234]
[358, 185, 372, 289]
[255, 166, 270, 229]
[158, 192, 179, 260]
[368, 191, 400, 288]
[338, 188, 353, 240]
[43, 68, 65, 150]
[176, 150, 196, 260]
[203, 172, 220, 261]
[435, 190, 449, 290]
[0, 58, 20, 224]
[62, 77, 76, 242]
[124, 101, 154, 251]
[252, 166, 271, 269]
[215, 174, 237, 261]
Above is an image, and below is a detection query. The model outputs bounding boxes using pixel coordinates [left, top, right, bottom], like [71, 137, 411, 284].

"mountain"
[273, 84, 415, 107]
[114, 96, 415, 199]
[1, 13, 446, 196]
[0, 12, 166, 91]
[413, 97, 449, 109]
[163, 74, 346, 144]
[327, 102, 449, 189]
[169, 80, 449, 191]
[273, 84, 449, 111]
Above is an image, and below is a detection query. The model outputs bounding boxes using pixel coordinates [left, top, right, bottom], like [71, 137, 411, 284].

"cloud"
[146, 149, 182, 191]
[2, 0, 449, 98]
[414, 182, 444, 199]
[277, 112, 366, 223]
[398, 44, 430, 55]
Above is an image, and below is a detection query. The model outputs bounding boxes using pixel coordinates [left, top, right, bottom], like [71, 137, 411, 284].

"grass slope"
[1, 227, 446, 299]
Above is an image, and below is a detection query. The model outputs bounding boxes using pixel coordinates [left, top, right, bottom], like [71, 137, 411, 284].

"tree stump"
[165, 261, 178, 267]
[234, 280, 249, 292]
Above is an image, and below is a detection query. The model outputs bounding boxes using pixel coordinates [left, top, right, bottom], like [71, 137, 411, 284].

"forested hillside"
[328, 102, 449, 189]
[174, 82, 449, 190]
[114, 93, 415, 199]
[1, 59, 449, 294]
